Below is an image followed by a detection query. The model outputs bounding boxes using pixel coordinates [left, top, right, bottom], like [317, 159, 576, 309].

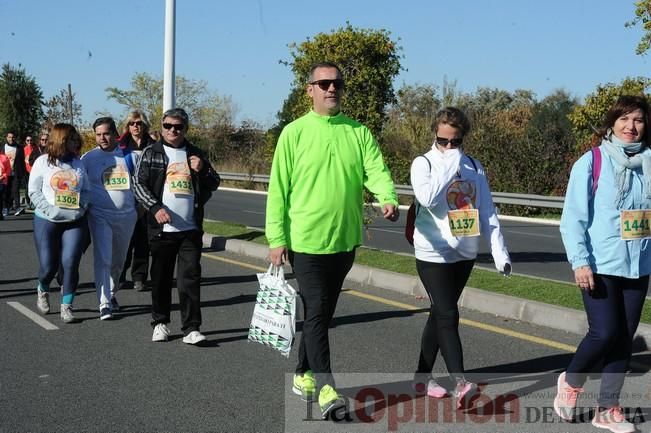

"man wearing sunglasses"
[266, 62, 399, 419]
[133, 108, 220, 345]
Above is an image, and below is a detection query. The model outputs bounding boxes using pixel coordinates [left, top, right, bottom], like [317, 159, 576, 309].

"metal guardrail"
[220, 172, 566, 209]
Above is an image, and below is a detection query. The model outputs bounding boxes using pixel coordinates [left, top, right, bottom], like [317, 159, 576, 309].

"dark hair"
[93, 116, 118, 135]
[433, 107, 471, 137]
[597, 95, 650, 143]
[47, 123, 81, 166]
[162, 108, 189, 127]
[308, 62, 343, 83]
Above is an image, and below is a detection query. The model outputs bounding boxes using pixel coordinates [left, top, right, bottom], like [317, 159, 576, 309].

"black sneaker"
[110, 297, 120, 312]
[14, 207, 25, 216]
[99, 307, 112, 320]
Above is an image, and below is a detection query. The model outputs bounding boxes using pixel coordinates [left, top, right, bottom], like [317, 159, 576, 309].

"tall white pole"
[163, 0, 176, 112]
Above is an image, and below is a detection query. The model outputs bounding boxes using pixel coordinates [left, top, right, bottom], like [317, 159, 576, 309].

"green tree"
[626, 0, 651, 55]
[43, 88, 83, 128]
[381, 84, 442, 183]
[567, 77, 651, 153]
[105, 72, 236, 132]
[0, 63, 43, 139]
[278, 23, 403, 137]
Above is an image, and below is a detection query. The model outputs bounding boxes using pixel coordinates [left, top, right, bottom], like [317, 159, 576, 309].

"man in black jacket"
[133, 108, 220, 345]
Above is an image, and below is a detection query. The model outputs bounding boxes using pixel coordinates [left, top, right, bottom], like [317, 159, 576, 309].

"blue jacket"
[560, 144, 651, 278]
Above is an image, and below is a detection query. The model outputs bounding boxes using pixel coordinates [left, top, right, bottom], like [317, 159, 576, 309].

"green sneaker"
[292, 371, 316, 401]
[318, 384, 347, 420]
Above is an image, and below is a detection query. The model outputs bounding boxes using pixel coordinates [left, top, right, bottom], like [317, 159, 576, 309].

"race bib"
[55, 190, 80, 209]
[448, 209, 480, 237]
[50, 169, 80, 210]
[102, 167, 130, 190]
[167, 175, 192, 195]
[620, 209, 651, 240]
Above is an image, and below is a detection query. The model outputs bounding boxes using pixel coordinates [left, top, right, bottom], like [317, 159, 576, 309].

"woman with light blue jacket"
[557, 95, 650, 433]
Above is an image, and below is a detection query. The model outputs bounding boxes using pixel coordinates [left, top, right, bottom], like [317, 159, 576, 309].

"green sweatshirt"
[265, 110, 398, 254]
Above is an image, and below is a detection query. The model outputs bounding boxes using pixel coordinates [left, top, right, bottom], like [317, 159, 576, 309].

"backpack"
[405, 155, 477, 245]
[591, 147, 601, 196]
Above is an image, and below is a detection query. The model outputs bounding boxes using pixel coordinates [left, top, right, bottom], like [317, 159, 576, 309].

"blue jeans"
[566, 273, 648, 407]
[33, 215, 88, 300]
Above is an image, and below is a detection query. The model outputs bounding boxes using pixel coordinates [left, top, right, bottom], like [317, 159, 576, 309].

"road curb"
[202, 233, 651, 347]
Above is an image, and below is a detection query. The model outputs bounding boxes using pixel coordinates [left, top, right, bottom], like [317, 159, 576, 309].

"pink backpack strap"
[591, 147, 601, 196]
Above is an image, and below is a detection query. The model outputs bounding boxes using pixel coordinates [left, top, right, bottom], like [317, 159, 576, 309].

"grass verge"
[203, 220, 651, 324]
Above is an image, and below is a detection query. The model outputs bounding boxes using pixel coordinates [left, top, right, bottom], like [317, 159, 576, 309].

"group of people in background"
[23, 108, 220, 346]
[0, 130, 47, 219]
[3, 60, 647, 431]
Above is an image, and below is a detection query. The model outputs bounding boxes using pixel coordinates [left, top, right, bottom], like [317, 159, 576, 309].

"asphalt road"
[204, 188, 574, 283]
[2, 214, 651, 433]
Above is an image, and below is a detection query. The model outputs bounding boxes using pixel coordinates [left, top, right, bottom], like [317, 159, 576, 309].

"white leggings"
[88, 210, 137, 310]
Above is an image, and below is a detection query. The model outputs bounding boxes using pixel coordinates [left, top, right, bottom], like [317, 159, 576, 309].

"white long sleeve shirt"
[28, 154, 87, 222]
[82, 146, 137, 216]
[410, 146, 510, 271]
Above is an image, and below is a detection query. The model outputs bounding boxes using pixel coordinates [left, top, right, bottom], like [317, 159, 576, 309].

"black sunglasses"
[309, 79, 344, 91]
[162, 123, 184, 131]
[129, 121, 144, 127]
[435, 137, 463, 147]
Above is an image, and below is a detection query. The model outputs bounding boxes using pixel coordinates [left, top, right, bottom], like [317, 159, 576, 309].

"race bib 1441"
[620, 209, 651, 240]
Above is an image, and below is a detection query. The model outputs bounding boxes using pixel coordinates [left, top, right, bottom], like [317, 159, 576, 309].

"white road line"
[242, 210, 265, 215]
[7, 302, 59, 330]
[367, 227, 403, 234]
[505, 229, 558, 239]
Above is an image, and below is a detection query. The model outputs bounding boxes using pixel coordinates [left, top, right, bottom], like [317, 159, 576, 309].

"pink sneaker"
[454, 379, 477, 409]
[553, 372, 584, 421]
[591, 406, 635, 433]
[427, 380, 449, 398]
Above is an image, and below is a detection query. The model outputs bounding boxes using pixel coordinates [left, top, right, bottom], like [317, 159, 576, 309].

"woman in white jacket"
[28, 123, 88, 323]
[411, 107, 511, 407]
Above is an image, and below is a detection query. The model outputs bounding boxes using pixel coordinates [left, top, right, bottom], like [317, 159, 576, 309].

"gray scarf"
[601, 131, 651, 208]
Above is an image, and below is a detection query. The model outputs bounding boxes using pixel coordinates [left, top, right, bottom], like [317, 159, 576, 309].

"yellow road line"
[346, 289, 577, 352]
[202, 253, 266, 272]
[202, 252, 578, 352]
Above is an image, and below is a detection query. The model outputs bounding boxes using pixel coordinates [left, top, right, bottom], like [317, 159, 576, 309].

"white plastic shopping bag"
[248, 264, 297, 357]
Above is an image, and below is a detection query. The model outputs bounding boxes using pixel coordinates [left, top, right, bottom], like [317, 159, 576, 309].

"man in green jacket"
[266, 62, 399, 419]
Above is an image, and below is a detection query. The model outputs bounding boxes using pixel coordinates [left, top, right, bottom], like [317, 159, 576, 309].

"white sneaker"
[182, 331, 206, 345]
[152, 323, 171, 342]
[592, 406, 635, 433]
[36, 290, 50, 314]
[60, 304, 77, 323]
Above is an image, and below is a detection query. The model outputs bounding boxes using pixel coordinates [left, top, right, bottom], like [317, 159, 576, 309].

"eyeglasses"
[40, 138, 47, 142]
[162, 123, 184, 132]
[435, 137, 463, 147]
[309, 79, 344, 91]
[25, 139, 32, 142]
[129, 121, 144, 127]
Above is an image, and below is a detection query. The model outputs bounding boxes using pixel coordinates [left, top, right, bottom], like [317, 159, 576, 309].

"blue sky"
[0, 0, 648, 128]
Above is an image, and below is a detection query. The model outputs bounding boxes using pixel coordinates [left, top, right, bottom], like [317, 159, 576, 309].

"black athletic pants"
[149, 230, 202, 335]
[120, 213, 150, 283]
[415, 259, 474, 380]
[290, 250, 355, 391]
